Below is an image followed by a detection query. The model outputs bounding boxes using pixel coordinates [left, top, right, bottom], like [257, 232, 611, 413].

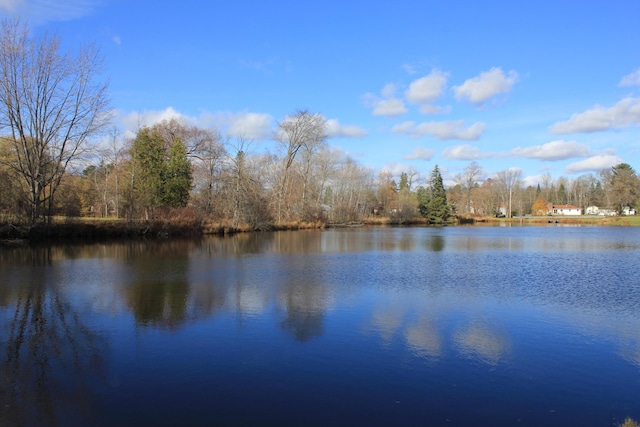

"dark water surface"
[1, 226, 639, 426]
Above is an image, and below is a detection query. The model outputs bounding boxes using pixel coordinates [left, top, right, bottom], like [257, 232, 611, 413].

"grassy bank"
[2, 214, 639, 245]
[0, 216, 330, 244]
[472, 215, 640, 227]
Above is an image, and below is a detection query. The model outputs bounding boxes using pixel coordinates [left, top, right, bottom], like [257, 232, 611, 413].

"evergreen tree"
[163, 138, 192, 207]
[132, 127, 166, 211]
[130, 128, 193, 213]
[418, 165, 450, 224]
[398, 172, 409, 192]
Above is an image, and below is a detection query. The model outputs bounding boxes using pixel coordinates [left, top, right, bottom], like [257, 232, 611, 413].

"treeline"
[3, 109, 638, 233]
[0, 112, 452, 230]
[445, 161, 640, 218]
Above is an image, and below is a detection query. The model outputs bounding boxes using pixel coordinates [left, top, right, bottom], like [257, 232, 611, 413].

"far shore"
[1, 214, 639, 245]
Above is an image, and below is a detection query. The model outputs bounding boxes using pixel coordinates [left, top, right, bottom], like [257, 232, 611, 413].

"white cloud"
[373, 98, 408, 116]
[404, 146, 434, 161]
[391, 121, 415, 134]
[419, 104, 451, 115]
[565, 154, 623, 174]
[441, 144, 489, 160]
[223, 112, 273, 139]
[405, 69, 449, 107]
[112, 35, 122, 46]
[402, 63, 418, 75]
[363, 84, 408, 117]
[510, 140, 591, 161]
[392, 120, 486, 140]
[453, 67, 519, 106]
[119, 108, 274, 141]
[381, 162, 413, 177]
[325, 119, 367, 138]
[619, 69, 640, 87]
[120, 107, 191, 135]
[381, 83, 397, 98]
[522, 175, 545, 188]
[0, 0, 102, 24]
[550, 97, 640, 134]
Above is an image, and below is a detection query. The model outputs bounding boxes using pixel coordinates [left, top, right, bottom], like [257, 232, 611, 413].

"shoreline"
[1, 214, 638, 246]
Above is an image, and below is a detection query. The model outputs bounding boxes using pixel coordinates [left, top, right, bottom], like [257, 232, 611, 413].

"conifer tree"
[418, 165, 450, 224]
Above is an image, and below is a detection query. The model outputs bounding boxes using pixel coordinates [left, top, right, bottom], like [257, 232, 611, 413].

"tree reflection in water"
[0, 247, 107, 427]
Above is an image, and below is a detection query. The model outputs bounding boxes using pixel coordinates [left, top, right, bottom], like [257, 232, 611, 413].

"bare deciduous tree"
[495, 168, 522, 218]
[273, 110, 327, 222]
[455, 161, 484, 214]
[0, 19, 110, 223]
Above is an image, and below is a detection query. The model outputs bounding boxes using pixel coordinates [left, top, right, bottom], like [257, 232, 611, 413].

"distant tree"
[418, 165, 450, 224]
[495, 168, 522, 218]
[163, 138, 192, 208]
[398, 172, 409, 192]
[532, 197, 548, 216]
[602, 163, 639, 214]
[0, 20, 110, 223]
[455, 161, 484, 214]
[274, 109, 327, 221]
[129, 127, 192, 217]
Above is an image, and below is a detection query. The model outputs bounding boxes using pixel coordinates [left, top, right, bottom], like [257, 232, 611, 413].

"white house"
[585, 206, 599, 215]
[547, 204, 582, 215]
[622, 206, 637, 215]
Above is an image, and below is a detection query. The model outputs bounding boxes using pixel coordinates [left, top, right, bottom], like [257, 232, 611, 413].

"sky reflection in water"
[1, 226, 639, 426]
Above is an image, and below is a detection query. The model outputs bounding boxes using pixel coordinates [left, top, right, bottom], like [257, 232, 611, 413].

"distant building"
[585, 206, 599, 215]
[622, 206, 637, 216]
[547, 204, 582, 215]
[586, 205, 636, 216]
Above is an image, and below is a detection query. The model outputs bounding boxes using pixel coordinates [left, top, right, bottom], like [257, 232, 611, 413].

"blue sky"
[2, 0, 640, 186]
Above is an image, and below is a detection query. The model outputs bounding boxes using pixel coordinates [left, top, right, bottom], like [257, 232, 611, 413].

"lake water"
[1, 226, 639, 426]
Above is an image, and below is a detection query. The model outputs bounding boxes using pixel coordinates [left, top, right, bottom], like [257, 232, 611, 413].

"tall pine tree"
[418, 165, 450, 224]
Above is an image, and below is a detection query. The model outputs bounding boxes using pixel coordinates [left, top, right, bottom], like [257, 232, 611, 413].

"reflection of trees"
[128, 277, 190, 328]
[0, 248, 107, 427]
[426, 235, 445, 252]
[280, 282, 326, 342]
[124, 241, 193, 329]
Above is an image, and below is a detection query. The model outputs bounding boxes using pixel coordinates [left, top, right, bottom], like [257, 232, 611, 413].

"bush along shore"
[0, 217, 331, 244]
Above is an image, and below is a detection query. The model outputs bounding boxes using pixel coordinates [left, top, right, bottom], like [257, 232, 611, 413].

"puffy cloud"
[565, 154, 623, 174]
[550, 97, 640, 134]
[522, 175, 545, 188]
[119, 107, 190, 136]
[363, 84, 408, 117]
[404, 146, 434, 161]
[392, 120, 486, 141]
[223, 112, 273, 139]
[619, 69, 640, 87]
[373, 98, 408, 116]
[380, 83, 397, 98]
[405, 69, 449, 108]
[510, 140, 591, 161]
[441, 144, 489, 160]
[325, 119, 367, 138]
[391, 121, 416, 134]
[0, 0, 102, 24]
[453, 67, 518, 106]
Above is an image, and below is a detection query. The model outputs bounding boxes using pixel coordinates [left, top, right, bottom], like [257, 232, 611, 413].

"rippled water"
[1, 226, 639, 426]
